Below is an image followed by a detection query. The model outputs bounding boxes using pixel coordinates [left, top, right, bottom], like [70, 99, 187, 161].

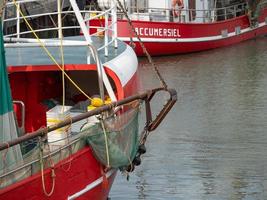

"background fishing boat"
[0, 0, 176, 199]
[90, 0, 267, 56]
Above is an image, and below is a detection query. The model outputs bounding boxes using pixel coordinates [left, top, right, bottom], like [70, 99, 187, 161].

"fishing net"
[83, 107, 140, 169]
[0, 134, 87, 189]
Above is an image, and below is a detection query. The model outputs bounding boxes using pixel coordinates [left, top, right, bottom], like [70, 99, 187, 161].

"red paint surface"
[115, 8, 267, 56]
[0, 147, 116, 200]
[8, 64, 137, 132]
[131, 24, 267, 56]
[9, 71, 62, 132]
[3, 63, 138, 199]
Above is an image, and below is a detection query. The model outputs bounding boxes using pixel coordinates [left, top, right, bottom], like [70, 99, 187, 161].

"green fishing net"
[83, 108, 140, 169]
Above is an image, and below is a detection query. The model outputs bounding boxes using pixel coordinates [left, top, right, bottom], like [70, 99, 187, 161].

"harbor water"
[110, 36, 267, 199]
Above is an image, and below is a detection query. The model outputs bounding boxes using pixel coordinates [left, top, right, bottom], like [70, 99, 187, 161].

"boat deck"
[5, 36, 127, 68]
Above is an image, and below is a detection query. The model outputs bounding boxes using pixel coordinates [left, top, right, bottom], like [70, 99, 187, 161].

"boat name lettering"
[135, 27, 181, 37]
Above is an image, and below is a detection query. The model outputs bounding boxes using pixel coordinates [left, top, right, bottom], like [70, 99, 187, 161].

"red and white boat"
[94, 0, 267, 56]
[0, 1, 176, 199]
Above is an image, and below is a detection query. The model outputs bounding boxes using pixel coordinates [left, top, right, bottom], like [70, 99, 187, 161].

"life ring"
[172, 0, 184, 17]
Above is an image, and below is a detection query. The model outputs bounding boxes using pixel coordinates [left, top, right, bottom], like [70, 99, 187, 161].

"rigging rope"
[115, 0, 168, 89]
[60, 116, 73, 172]
[100, 118, 110, 168]
[12, 0, 93, 101]
[58, 0, 66, 111]
[39, 137, 56, 197]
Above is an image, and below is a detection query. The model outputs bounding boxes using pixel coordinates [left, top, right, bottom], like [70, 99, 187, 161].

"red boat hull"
[1, 64, 138, 200]
[0, 147, 116, 200]
[1, 1, 139, 198]
[116, 8, 267, 56]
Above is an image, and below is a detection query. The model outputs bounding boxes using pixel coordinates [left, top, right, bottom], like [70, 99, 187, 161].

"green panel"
[0, 20, 13, 115]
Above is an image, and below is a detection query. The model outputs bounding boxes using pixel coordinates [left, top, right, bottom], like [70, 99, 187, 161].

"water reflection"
[110, 36, 267, 199]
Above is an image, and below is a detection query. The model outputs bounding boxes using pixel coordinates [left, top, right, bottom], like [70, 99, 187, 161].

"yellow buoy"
[91, 97, 104, 107]
[105, 97, 112, 105]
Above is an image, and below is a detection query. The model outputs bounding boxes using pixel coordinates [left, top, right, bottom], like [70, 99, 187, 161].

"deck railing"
[3, 0, 118, 57]
[2, 0, 119, 104]
[121, 2, 247, 23]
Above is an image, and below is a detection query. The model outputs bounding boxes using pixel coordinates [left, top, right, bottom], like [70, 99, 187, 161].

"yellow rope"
[40, 154, 56, 197]
[39, 138, 56, 197]
[12, 0, 92, 101]
[61, 116, 73, 172]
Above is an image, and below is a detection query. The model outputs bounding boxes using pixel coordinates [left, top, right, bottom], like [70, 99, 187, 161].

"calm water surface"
[110, 37, 267, 200]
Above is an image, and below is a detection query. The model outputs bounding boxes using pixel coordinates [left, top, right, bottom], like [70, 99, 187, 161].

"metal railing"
[122, 2, 247, 23]
[3, 0, 118, 57]
[3, 0, 120, 102]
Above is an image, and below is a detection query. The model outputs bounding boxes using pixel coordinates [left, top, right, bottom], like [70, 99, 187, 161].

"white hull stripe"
[104, 45, 138, 87]
[119, 22, 267, 43]
[67, 169, 116, 200]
